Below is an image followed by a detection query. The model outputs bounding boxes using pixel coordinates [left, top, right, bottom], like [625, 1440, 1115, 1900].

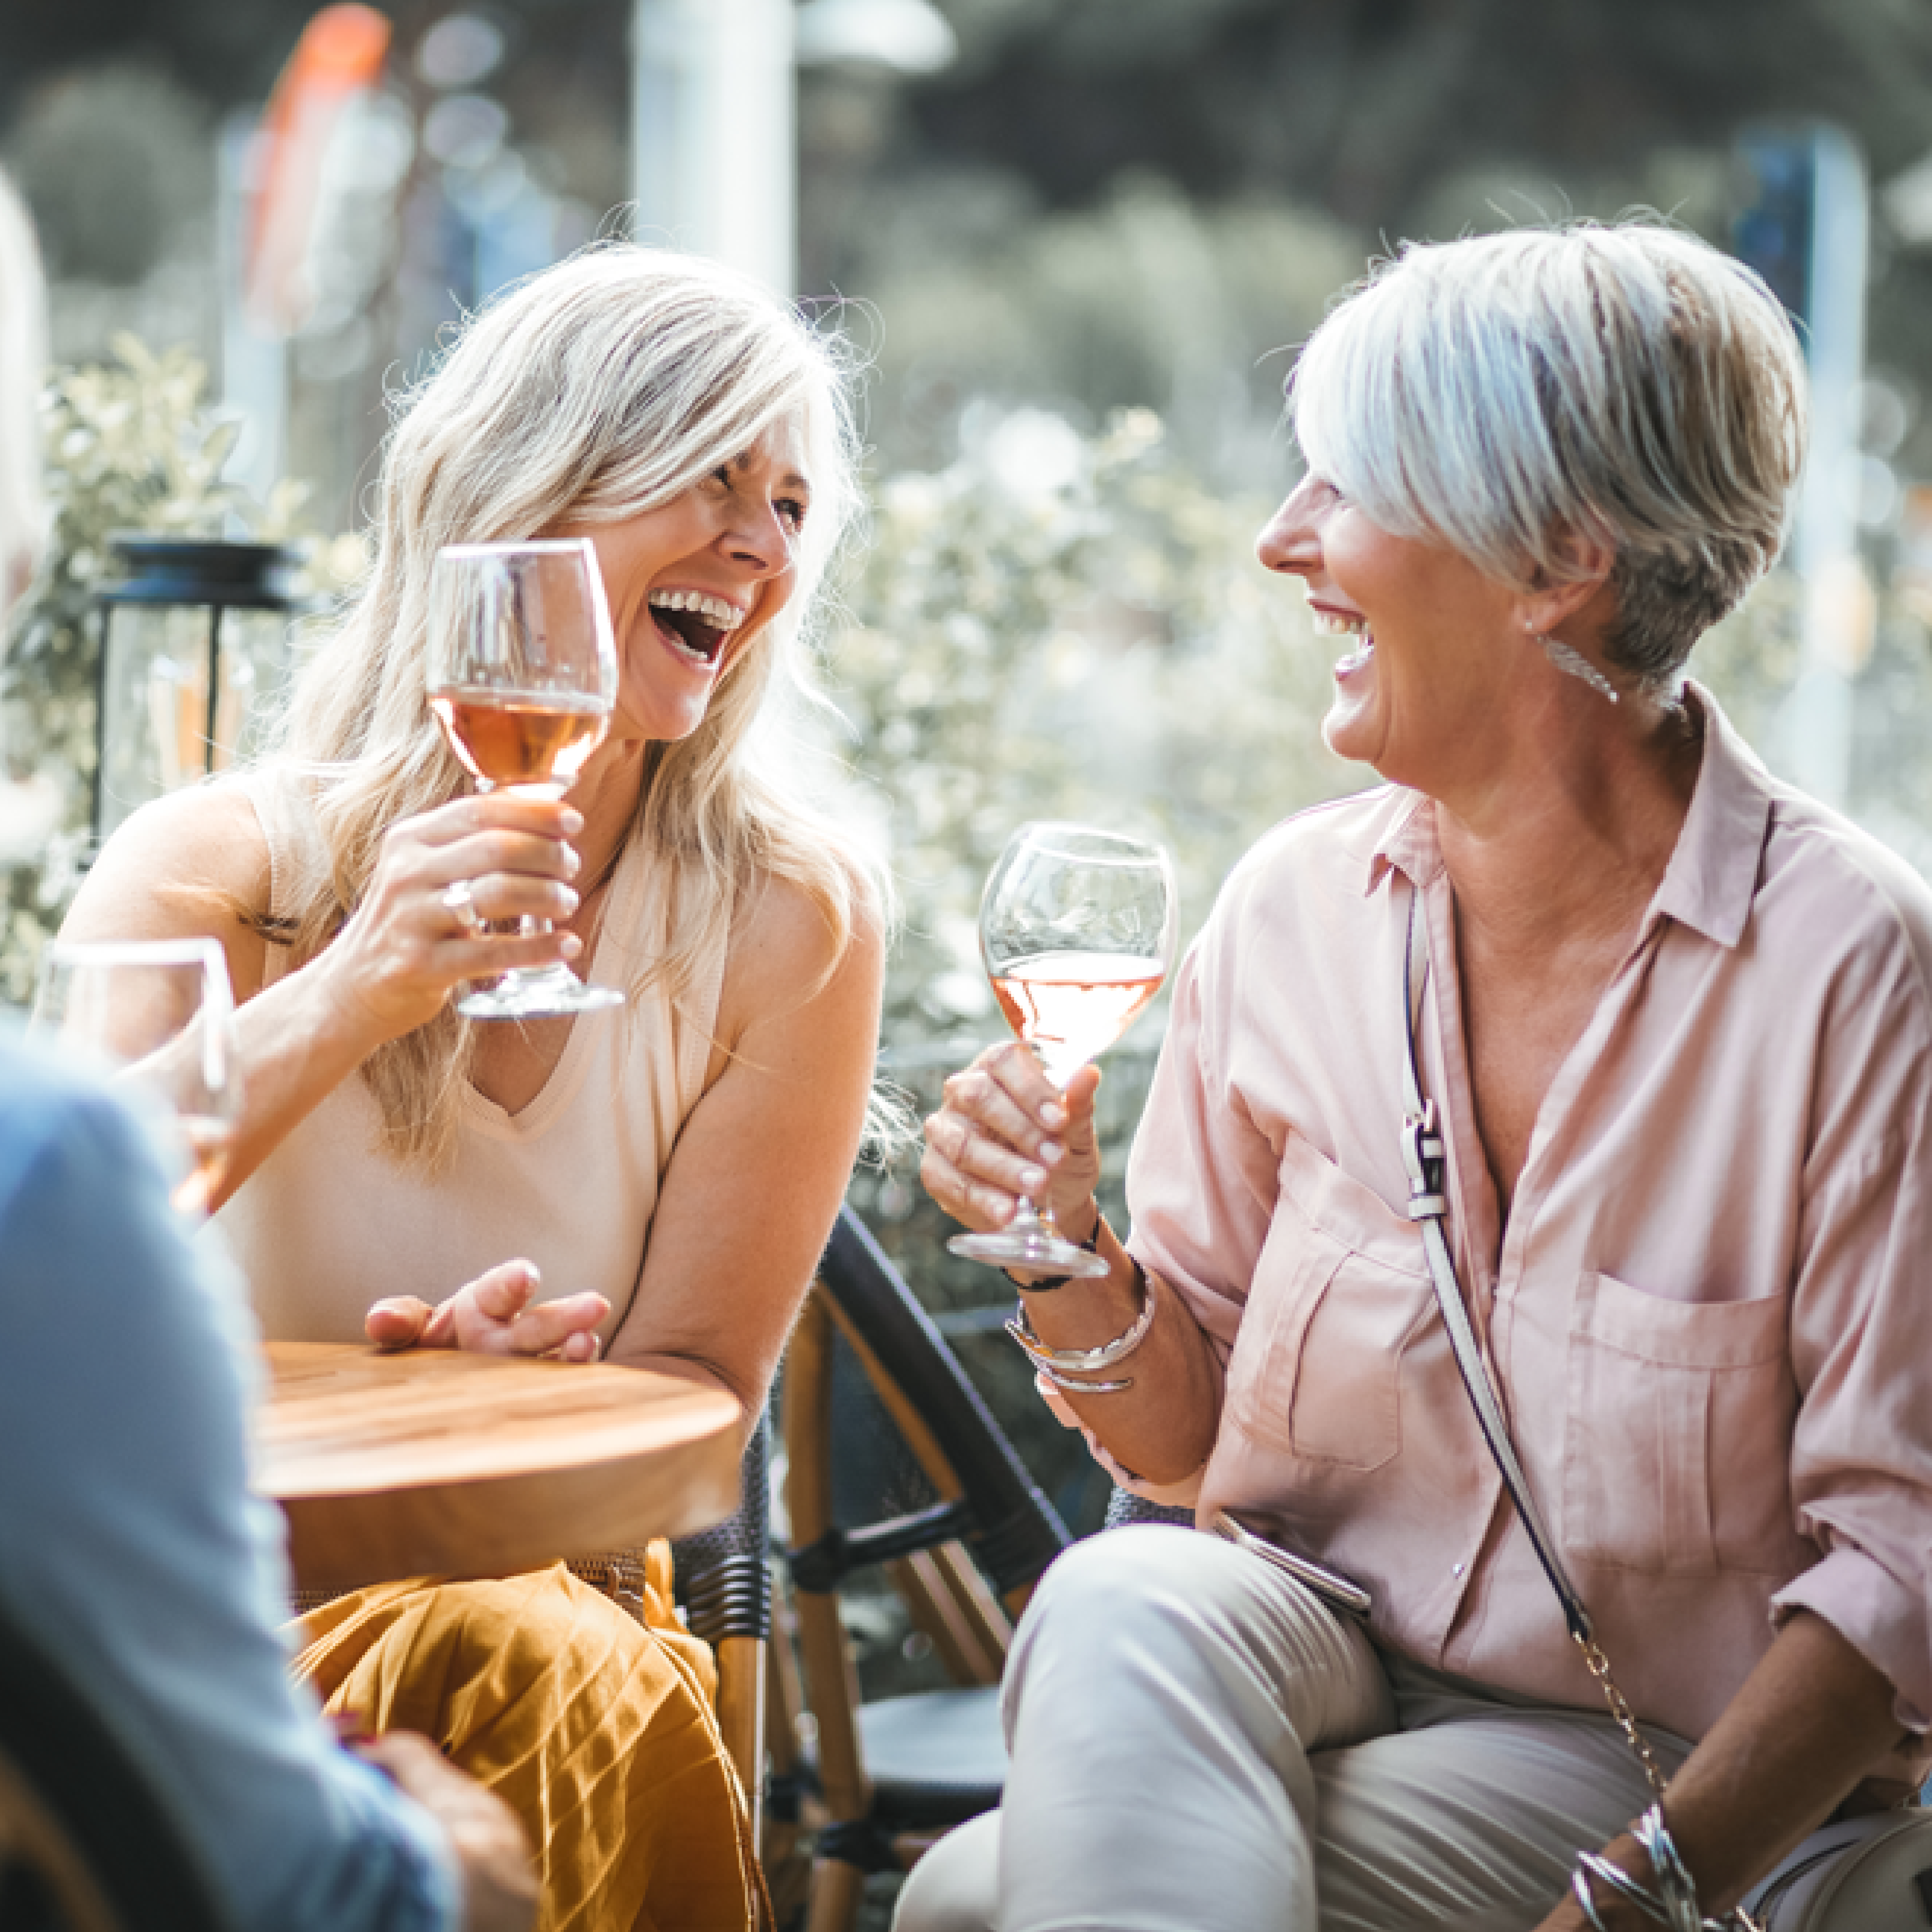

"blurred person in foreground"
[909, 221, 1932, 1932]
[0, 167, 536, 1932]
[59, 246, 885, 1930]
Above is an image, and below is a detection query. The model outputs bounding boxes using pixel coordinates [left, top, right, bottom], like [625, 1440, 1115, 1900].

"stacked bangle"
[1572, 1806, 1745, 1932]
[1005, 1255, 1156, 1394]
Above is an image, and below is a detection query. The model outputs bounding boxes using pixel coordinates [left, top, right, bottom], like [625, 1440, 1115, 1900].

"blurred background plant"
[0, 336, 362, 1004]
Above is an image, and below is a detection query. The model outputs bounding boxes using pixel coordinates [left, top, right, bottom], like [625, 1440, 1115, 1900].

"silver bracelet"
[1632, 1805, 1749, 1932]
[1574, 1812, 1748, 1932]
[1574, 1853, 1673, 1928]
[1005, 1255, 1155, 1394]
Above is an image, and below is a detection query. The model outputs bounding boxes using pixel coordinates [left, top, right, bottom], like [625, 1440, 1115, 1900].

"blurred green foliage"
[828, 404, 1356, 1055]
[0, 337, 361, 1005]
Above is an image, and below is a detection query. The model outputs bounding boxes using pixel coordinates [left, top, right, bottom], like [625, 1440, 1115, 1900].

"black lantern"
[94, 538, 300, 841]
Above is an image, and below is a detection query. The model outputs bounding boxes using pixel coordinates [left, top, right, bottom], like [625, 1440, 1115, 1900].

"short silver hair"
[0, 169, 46, 612]
[1290, 221, 1807, 688]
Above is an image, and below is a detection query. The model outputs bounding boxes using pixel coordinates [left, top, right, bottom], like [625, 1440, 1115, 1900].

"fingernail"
[1021, 1166, 1047, 1191]
[559, 887, 580, 914]
[561, 934, 583, 957]
[1038, 1141, 1062, 1163]
[1042, 1102, 1066, 1127]
[562, 809, 584, 833]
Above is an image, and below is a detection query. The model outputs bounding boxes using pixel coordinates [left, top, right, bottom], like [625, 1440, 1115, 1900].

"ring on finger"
[440, 879, 483, 935]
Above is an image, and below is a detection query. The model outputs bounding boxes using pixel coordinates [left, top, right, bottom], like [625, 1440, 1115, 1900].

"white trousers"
[893, 1526, 1693, 1932]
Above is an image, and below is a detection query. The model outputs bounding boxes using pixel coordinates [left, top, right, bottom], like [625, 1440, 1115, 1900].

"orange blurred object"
[245, 3, 395, 337]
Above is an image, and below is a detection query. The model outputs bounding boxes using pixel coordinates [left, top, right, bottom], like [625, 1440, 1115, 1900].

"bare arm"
[1535, 1610, 1910, 1929]
[921, 1039, 1223, 1484]
[602, 876, 885, 1435]
[58, 782, 587, 1212]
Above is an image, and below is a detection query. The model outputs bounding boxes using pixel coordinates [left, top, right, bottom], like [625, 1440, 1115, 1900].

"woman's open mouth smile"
[1313, 606, 1376, 677]
[647, 587, 745, 670]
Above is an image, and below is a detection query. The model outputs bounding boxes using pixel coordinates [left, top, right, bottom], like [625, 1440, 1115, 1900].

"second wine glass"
[427, 539, 622, 1021]
[949, 822, 1177, 1280]
[33, 936, 243, 1218]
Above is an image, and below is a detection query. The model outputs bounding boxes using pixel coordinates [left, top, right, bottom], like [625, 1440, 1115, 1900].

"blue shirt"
[0, 1038, 458, 1932]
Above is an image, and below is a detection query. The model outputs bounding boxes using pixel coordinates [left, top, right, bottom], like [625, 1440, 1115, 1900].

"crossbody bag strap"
[1399, 883, 1671, 1804]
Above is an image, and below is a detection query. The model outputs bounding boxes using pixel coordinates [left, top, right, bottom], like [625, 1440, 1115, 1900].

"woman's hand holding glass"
[313, 790, 588, 1046]
[365, 1257, 610, 1362]
[922, 1042, 1106, 1259]
[425, 539, 622, 1021]
[938, 823, 1175, 1277]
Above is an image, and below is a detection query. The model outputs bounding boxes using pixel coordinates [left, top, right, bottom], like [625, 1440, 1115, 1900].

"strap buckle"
[1401, 1097, 1447, 1219]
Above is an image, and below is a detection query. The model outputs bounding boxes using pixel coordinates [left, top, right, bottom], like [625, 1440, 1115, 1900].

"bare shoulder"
[720, 867, 887, 1041]
[61, 783, 273, 993]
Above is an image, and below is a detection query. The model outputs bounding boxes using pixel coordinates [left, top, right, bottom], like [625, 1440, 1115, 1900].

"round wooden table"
[254, 1342, 745, 1592]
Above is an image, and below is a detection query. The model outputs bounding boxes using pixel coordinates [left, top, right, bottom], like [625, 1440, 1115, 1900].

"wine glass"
[427, 539, 622, 1021]
[33, 936, 243, 1218]
[949, 822, 1177, 1279]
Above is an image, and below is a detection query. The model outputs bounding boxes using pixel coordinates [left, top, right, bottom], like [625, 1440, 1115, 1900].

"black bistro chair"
[779, 1205, 1072, 1932]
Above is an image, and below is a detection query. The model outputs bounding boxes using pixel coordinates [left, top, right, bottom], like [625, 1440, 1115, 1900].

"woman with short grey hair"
[910, 220, 1932, 1932]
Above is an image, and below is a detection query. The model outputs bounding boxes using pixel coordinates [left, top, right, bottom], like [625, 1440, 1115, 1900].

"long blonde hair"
[265, 246, 878, 1163]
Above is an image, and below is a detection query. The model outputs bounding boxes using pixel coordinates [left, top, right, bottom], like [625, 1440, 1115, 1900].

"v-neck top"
[212, 767, 726, 1352]
[1103, 683, 1932, 1756]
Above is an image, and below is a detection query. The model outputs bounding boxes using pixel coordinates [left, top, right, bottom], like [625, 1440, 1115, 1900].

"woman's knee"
[893, 1812, 1000, 1932]
[1009, 1525, 1389, 1757]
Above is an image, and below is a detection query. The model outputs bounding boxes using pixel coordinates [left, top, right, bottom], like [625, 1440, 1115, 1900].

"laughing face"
[1256, 472, 1526, 792]
[554, 414, 812, 748]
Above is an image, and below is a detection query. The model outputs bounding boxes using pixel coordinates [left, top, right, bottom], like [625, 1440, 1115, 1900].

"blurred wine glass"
[33, 937, 243, 1218]
[948, 822, 1176, 1279]
[427, 538, 621, 1021]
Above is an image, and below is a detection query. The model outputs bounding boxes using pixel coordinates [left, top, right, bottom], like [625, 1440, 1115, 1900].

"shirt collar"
[1362, 681, 1773, 950]
[1650, 682, 1773, 949]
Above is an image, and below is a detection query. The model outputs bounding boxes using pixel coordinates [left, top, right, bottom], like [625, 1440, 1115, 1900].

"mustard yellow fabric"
[290, 1549, 759, 1932]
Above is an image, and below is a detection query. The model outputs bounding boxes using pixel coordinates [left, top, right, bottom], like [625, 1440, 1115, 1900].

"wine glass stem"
[1018, 1052, 1082, 1243]
[1012, 1195, 1066, 1242]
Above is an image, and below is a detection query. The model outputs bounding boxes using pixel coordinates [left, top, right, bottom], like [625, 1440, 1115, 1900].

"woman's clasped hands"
[316, 790, 589, 1044]
[366, 1259, 610, 1363]
[920, 1041, 1105, 1249]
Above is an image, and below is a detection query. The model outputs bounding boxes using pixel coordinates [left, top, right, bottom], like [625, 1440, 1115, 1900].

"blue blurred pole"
[631, 0, 797, 295]
[1736, 123, 1870, 808]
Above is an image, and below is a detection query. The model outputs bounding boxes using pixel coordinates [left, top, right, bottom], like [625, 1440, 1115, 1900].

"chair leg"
[887, 1543, 1011, 1686]
[717, 1634, 767, 1850]
[804, 1855, 868, 1932]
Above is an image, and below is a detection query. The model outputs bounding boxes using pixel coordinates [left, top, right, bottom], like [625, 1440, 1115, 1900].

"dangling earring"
[1535, 631, 1619, 705]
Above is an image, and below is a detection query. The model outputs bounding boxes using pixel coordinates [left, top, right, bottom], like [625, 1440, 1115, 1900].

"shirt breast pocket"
[1562, 1270, 1795, 1576]
[1226, 1131, 1434, 1473]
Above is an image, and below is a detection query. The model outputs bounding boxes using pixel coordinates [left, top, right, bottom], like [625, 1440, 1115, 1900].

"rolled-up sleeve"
[1771, 933, 1932, 1736]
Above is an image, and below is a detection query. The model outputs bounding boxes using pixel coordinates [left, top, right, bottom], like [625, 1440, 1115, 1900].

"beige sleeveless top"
[213, 769, 726, 1349]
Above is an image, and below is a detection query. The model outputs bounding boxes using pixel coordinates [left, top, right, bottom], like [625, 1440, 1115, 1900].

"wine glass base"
[948, 1227, 1112, 1279]
[457, 966, 624, 1020]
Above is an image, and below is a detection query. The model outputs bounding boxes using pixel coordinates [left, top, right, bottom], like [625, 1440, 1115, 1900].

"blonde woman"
[61, 246, 886, 1932]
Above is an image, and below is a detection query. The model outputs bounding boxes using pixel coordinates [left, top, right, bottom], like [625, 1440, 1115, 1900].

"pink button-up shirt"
[1100, 687, 1932, 1750]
